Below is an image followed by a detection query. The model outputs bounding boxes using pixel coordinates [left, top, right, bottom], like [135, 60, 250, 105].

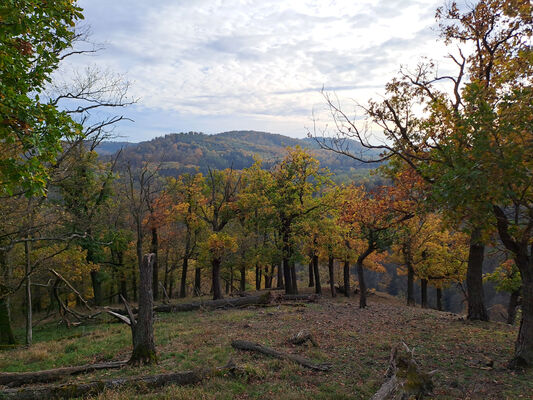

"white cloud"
[69, 0, 451, 140]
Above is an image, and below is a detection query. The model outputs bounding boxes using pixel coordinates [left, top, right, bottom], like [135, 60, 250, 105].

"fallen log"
[277, 294, 320, 303]
[0, 360, 128, 388]
[231, 340, 330, 371]
[108, 291, 319, 317]
[370, 343, 435, 400]
[0, 364, 235, 399]
[155, 292, 273, 312]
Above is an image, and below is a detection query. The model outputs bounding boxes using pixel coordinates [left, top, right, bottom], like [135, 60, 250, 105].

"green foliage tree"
[0, 0, 83, 197]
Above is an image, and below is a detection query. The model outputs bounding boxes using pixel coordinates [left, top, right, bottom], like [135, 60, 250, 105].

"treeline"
[1, 143, 481, 344]
[100, 130, 382, 180]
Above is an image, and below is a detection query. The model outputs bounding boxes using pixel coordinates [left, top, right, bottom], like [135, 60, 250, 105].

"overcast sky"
[66, 0, 452, 142]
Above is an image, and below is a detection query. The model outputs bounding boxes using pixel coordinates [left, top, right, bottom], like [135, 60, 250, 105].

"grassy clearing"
[1, 292, 531, 399]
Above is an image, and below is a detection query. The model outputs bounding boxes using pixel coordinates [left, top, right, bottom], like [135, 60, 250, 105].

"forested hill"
[97, 131, 381, 180]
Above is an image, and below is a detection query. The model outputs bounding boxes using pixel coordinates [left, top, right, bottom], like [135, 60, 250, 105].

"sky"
[63, 0, 453, 142]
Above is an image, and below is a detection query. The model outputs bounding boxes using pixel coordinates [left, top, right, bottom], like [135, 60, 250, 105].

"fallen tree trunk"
[107, 292, 318, 317]
[371, 343, 435, 400]
[155, 292, 273, 312]
[277, 294, 320, 303]
[0, 360, 127, 388]
[109, 292, 274, 316]
[0, 365, 234, 399]
[231, 340, 330, 371]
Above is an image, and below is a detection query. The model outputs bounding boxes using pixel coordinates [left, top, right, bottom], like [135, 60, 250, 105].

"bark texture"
[343, 260, 350, 298]
[129, 253, 157, 365]
[407, 262, 415, 306]
[328, 255, 336, 298]
[466, 229, 489, 321]
[420, 279, 428, 309]
[0, 366, 233, 400]
[0, 361, 127, 387]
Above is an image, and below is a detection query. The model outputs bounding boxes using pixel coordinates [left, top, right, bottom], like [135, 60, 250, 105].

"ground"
[1, 291, 532, 399]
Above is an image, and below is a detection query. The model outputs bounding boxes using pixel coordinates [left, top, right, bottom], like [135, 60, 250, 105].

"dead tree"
[128, 253, 157, 365]
[371, 343, 435, 400]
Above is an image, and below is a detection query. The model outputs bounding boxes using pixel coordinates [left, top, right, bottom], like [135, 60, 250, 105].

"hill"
[97, 131, 383, 182]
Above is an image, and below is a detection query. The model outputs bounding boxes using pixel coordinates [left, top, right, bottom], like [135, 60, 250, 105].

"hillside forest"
[0, 0, 532, 399]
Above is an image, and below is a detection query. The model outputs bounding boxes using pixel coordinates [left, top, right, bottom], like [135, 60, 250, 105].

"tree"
[267, 147, 330, 295]
[0, 0, 84, 344]
[198, 168, 240, 300]
[485, 259, 522, 325]
[341, 184, 412, 308]
[0, 0, 84, 197]
[128, 253, 157, 365]
[165, 173, 205, 298]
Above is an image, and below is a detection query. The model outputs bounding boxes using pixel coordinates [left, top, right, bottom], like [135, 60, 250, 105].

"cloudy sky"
[67, 0, 452, 142]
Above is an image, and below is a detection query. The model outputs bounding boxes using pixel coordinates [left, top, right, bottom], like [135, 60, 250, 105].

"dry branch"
[49, 269, 91, 311]
[231, 340, 330, 371]
[0, 360, 127, 388]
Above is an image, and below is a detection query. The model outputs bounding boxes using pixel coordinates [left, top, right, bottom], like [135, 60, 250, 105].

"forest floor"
[1, 290, 532, 399]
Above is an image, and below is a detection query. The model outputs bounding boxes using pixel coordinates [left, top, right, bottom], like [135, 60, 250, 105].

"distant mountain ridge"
[97, 130, 380, 179]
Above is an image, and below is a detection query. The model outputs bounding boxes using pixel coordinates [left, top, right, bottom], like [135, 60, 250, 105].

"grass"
[1, 291, 532, 399]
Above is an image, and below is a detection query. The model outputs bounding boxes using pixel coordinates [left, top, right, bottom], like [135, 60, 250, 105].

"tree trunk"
[356, 258, 367, 308]
[290, 261, 298, 294]
[212, 257, 223, 300]
[194, 267, 201, 296]
[130, 253, 157, 365]
[507, 289, 520, 325]
[276, 264, 284, 289]
[0, 292, 15, 345]
[0, 360, 127, 387]
[118, 252, 128, 302]
[240, 265, 246, 292]
[131, 268, 138, 302]
[282, 224, 294, 294]
[436, 287, 443, 311]
[420, 279, 428, 308]
[0, 367, 231, 400]
[308, 259, 314, 287]
[313, 254, 321, 295]
[168, 268, 174, 298]
[90, 270, 103, 306]
[255, 264, 261, 290]
[283, 257, 293, 295]
[265, 265, 273, 289]
[466, 229, 489, 321]
[231, 340, 331, 371]
[151, 227, 159, 301]
[179, 256, 188, 298]
[407, 261, 415, 306]
[343, 260, 350, 298]
[230, 265, 234, 294]
[511, 266, 533, 368]
[328, 255, 336, 298]
[24, 241, 32, 346]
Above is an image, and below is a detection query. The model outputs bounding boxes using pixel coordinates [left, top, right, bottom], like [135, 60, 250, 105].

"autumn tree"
[267, 147, 330, 295]
[165, 173, 205, 298]
[312, 1, 528, 323]
[198, 168, 240, 300]
[341, 184, 412, 308]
